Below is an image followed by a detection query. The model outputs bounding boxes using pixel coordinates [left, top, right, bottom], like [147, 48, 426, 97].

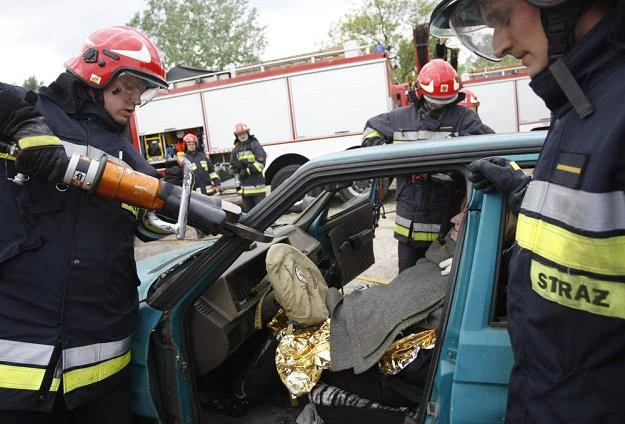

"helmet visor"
[116, 71, 168, 107]
[431, 0, 514, 61]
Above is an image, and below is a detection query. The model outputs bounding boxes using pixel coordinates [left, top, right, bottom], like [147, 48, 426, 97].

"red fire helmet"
[233, 122, 250, 135]
[183, 133, 198, 144]
[458, 88, 480, 108]
[65, 26, 168, 90]
[417, 59, 460, 105]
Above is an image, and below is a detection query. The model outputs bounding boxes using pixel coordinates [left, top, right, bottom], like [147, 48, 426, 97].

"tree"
[328, 0, 435, 83]
[463, 54, 522, 75]
[128, 0, 267, 71]
[23, 76, 43, 92]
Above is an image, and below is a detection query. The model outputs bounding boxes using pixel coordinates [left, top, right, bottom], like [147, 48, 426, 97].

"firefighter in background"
[180, 133, 221, 196]
[431, 0, 625, 421]
[458, 88, 495, 133]
[229, 122, 267, 212]
[361, 59, 490, 272]
[0, 26, 169, 422]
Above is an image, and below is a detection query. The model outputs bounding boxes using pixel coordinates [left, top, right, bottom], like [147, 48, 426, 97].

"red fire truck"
[129, 47, 396, 190]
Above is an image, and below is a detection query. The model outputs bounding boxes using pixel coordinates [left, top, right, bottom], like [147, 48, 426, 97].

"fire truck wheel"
[271, 164, 303, 192]
[338, 177, 391, 203]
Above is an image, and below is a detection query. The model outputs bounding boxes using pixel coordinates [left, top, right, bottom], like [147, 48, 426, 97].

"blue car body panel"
[128, 133, 544, 423]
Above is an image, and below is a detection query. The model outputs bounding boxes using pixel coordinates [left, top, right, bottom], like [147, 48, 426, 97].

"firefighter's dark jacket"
[185, 149, 220, 194]
[505, 15, 625, 423]
[230, 135, 267, 196]
[0, 72, 159, 411]
[364, 103, 488, 247]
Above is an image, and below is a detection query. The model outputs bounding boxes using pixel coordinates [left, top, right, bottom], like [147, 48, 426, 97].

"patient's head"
[449, 209, 466, 242]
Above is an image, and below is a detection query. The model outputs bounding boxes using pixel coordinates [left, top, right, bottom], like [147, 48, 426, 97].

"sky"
[0, 0, 355, 86]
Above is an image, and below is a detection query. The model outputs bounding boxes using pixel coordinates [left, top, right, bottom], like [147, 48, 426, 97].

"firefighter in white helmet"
[229, 122, 267, 212]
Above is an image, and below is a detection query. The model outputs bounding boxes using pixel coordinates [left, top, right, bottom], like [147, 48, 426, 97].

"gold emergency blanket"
[271, 310, 331, 398]
[378, 329, 436, 375]
[270, 309, 437, 397]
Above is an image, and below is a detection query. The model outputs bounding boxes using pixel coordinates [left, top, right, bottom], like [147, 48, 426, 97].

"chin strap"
[540, 1, 594, 119]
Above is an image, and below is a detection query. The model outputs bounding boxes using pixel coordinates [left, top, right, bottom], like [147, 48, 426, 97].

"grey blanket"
[328, 237, 455, 374]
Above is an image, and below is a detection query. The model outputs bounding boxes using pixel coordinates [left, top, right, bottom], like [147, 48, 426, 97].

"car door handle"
[339, 229, 374, 252]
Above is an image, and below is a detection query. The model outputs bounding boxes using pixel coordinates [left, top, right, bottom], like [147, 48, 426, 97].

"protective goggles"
[112, 72, 165, 106]
[430, 0, 516, 61]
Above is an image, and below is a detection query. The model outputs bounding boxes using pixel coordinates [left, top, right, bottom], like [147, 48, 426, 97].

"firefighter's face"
[102, 74, 146, 124]
[186, 141, 197, 152]
[482, 0, 548, 76]
[236, 132, 249, 142]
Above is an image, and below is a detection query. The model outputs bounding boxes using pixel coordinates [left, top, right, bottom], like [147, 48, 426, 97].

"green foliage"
[128, 0, 267, 70]
[22, 76, 43, 92]
[328, 0, 435, 83]
[463, 54, 522, 74]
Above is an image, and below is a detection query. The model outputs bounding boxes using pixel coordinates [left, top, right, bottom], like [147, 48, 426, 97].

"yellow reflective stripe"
[517, 214, 625, 276]
[363, 130, 382, 140]
[18, 135, 62, 149]
[0, 153, 16, 161]
[253, 162, 264, 173]
[555, 163, 581, 174]
[121, 203, 139, 218]
[242, 187, 267, 195]
[239, 153, 255, 161]
[531, 260, 625, 319]
[394, 224, 438, 241]
[0, 363, 60, 391]
[209, 172, 219, 180]
[509, 161, 521, 171]
[63, 351, 131, 393]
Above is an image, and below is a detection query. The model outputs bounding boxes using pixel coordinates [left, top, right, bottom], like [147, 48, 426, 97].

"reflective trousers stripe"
[394, 224, 438, 242]
[530, 260, 625, 319]
[0, 351, 130, 393]
[0, 153, 16, 161]
[517, 214, 625, 276]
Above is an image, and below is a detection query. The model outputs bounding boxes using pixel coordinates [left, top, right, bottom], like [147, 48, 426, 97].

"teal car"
[130, 132, 544, 423]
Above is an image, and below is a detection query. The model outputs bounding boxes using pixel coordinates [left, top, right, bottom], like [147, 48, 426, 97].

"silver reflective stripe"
[523, 180, 625, 232]
[62, 141, 129, 169]
[63, 336, 132, 369]
[0, 339, 54, 366]
[395, 215, 441, 232]
[393, 130, 453, 141]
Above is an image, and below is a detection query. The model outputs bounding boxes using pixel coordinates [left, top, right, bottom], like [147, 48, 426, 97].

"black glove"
[0, 89, 68, 181]
[467, 157, 530, 213]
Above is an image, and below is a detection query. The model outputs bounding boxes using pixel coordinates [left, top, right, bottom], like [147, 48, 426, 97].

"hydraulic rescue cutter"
[1, 141, 272, 243]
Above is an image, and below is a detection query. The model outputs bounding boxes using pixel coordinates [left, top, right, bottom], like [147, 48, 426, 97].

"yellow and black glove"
[0, 89, 68, 181]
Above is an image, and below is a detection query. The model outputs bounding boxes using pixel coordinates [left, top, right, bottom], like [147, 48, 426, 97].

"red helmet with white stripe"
[233, 122, 250, 135]
[65, 26, 168, 91]
[458, 88, 479, 108]
[183, 133, 198, 144]
[417, 59, 460, 105]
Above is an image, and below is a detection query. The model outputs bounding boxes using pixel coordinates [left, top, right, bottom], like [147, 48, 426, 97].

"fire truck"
[461, 65, 551, 132]
[129, 46, 396, 190]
